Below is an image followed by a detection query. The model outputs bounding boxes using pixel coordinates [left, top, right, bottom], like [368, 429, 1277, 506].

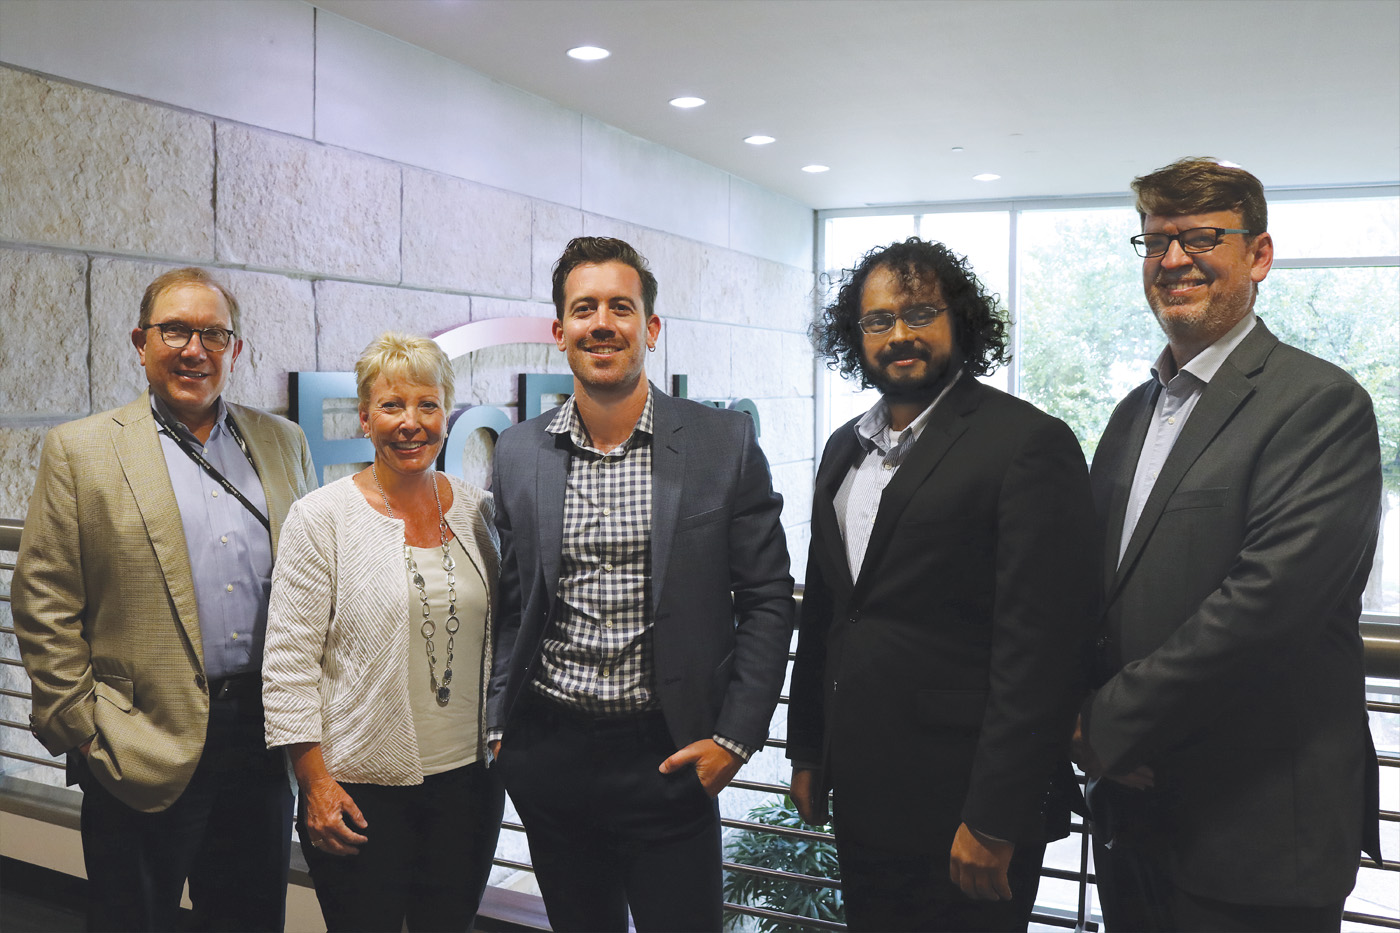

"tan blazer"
[13, 391, 317, 812]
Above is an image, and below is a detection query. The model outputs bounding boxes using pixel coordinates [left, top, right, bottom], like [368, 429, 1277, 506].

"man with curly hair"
[787, 238, 1098, 931]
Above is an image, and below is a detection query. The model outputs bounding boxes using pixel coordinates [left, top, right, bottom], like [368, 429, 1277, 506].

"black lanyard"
[151, 405, 271, 534]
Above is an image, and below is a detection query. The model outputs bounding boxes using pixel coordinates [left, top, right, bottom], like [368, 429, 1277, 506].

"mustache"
[875, 343, 931, 366]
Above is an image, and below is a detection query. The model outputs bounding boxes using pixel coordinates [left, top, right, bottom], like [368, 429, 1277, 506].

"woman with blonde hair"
[263, 332, 502, 931]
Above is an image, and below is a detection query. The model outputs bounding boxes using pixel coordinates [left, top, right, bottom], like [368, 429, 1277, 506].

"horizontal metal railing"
[3, 519, 1399, 931]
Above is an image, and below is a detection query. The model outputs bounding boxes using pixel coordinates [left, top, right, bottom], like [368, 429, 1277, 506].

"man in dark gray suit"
[1075, 158, 1383, 932]
[485, 236, 794, 932]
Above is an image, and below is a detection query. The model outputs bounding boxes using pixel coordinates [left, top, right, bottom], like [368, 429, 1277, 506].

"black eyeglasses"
[143, 322, 236, 351]
[1130, 227, 1251, 259]
[858, 305, 947, 335]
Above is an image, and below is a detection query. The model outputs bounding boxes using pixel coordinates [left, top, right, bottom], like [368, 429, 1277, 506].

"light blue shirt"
[152, 395, 273, 679]
[835, 370, 962, 580]
[1118, 312, 1257, 566]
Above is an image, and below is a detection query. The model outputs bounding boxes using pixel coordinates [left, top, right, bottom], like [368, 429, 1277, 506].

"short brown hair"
[355, 332, 456, 413]
[550, 237, 658, 320]
[139, 267, 241, 333]
[1131, 157, 1267, 237]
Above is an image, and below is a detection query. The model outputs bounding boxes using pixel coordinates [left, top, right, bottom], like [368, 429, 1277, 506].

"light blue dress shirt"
[152, 395, 273, 679]
[1118, 312, 1257, 566]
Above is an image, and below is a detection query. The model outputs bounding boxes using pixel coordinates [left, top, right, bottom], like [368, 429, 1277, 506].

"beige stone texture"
[531, 202, 584, 302]
[700, 246, 815, 333]
[0, 250, 89, 416]
[753, 397, 814, 468]
[471, 296, 556, 321]
[0, 425, 47, 521]
[664, 319, 731, 400]
[402, 169, 532, 298]
[0, 68, 215, 260]
[583, 215, 705, 322]
[731, 329, 815, 400]
[220, 270, 316, 416]
[771, 459, 815, 533]
[216, 124, 399, 282]
[88, 259, 313, 417]
[314, 280, 474, 373]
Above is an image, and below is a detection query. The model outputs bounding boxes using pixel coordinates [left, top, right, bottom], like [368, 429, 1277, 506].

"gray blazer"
[486, 387, 794, 752]
[1085, 319, 1383, 906]
[13, 391, 317, 812]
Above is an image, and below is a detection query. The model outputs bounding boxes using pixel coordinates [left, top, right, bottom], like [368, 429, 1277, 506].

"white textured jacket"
[262, 475, 498, 785]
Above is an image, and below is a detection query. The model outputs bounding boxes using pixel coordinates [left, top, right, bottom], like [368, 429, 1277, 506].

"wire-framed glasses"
[858, 305, 947, 335]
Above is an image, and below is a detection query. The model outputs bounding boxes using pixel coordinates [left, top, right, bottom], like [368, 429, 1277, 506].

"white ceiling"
[314, 0, 1400, 211]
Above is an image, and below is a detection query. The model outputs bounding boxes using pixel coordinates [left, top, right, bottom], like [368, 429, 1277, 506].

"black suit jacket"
[1085, 319, 1383, 906]
[788, 376, 1097, 853]
[485, 387, 795, 752]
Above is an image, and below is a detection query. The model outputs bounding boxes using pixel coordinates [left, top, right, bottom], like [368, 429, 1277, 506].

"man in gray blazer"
[14, 268, 317, 932]
[486, 236, 794, 932]
[1075, 159, 1383, 932]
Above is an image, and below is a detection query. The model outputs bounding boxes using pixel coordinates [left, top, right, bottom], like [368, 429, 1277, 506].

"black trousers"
[835, 832, 1047, 932]
[299, 761, 505, 933]
[76, 684, 292, 933]
[1087, 778, 1345, 933]
[497, 693, 722, 933]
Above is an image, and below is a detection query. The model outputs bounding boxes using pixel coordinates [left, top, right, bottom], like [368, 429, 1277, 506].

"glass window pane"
[823, 215, 919, 276]
[1017, 207, 1154, 459]
[1255, 266, 1400, 613]
[1268, 198, 1400, 260]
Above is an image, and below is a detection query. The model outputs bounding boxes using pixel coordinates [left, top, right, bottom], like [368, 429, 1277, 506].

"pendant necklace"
[373, 464, 458, 703]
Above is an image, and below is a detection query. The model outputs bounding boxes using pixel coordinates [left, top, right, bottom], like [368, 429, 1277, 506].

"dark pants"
[836, 833, 1047, 932]
[77, 683, 292, 933]
[1087, 779, 1345, 933]
[497, 693, 722, 933]
[299, 761, 504, 933]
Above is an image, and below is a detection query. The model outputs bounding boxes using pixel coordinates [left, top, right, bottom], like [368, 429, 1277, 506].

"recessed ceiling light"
[802, 164, 830, 174]
[973, 173, 1001, 181]
[566, 46, 610, 61]
[670, 96, 706, 109]
[744, 135, 776, 146]
[950, 146, 965, 152]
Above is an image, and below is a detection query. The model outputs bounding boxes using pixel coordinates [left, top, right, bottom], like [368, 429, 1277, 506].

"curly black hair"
[812, 237, 1011, 387]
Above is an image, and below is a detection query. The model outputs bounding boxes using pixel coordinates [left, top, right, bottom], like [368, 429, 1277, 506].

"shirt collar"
[150, 392, 228, 444]
[546, 386, 655, 453]
[1150, 311, 1257, 388]
[853, 369, 963, 454]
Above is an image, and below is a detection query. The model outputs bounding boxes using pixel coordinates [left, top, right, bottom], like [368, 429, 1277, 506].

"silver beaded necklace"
[372, 464, 458, 704]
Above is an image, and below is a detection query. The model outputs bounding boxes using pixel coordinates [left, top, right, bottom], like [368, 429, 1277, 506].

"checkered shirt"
[530, 391, 753, 760]
[534, 393, 658, 716]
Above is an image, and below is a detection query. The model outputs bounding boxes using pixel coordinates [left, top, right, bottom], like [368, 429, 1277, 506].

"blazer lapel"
[852, 376, 978, 599]
[812, 425, 862, 594]
[1111, 324, 1276, 598]
[113, 392, 204, 668]
[649, 388, 685, 614]
[1100, 383, 1160, 593]
[536, 430, 571, 597]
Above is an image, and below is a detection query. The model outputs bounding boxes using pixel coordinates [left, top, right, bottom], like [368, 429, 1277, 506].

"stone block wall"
[0, 1, 816, 885]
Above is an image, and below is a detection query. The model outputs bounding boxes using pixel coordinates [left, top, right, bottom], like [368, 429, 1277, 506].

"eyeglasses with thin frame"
[858, 305, 947, 335]
[142, 322, 237, 351]
[1130, 227, 1251, 259]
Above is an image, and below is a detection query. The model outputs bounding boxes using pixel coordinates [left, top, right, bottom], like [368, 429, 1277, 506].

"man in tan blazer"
[13, 267, 317, 932]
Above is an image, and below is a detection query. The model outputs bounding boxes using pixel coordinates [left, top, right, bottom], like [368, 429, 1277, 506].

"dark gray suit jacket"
[1085, 318, 1383, 906]
[485, 386, 794, 752]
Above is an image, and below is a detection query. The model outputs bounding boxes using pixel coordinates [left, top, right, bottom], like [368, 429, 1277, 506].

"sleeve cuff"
[713, 733, 756, 762]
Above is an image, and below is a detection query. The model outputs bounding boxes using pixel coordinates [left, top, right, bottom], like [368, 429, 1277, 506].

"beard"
[863, 341, 955, 403]
[1147, 272, 1254, 347]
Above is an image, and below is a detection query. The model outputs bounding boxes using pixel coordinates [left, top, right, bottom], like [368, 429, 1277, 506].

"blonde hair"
[355, 332, 455, 412]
